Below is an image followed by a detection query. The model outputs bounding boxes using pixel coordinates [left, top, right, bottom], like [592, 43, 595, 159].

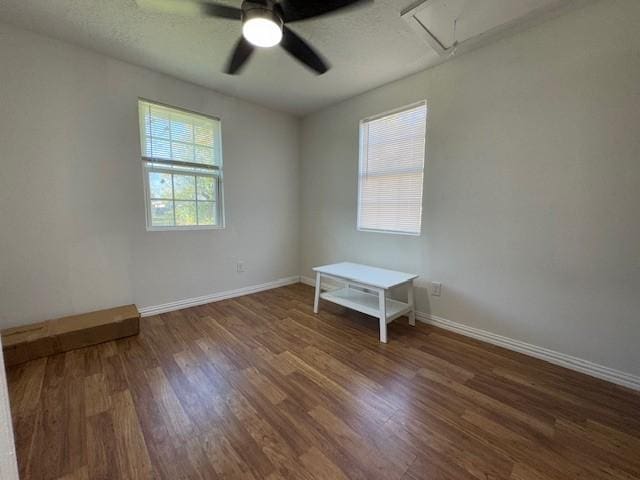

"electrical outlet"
[236, 261, 245, 273]
[431, 282, 442, 297]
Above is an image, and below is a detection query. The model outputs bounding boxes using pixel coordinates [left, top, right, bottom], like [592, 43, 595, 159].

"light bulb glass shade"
[242, 17, 283, 47]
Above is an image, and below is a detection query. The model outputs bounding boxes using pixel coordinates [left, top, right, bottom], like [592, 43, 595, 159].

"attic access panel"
[402, 0, 577, 56]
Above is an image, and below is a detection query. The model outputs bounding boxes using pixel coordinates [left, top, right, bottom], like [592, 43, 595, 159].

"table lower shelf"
[320, 287, 411, 323]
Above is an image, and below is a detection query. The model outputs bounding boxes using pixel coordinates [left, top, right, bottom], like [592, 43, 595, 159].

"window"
[357, 101, 427, 235]
[138, 100, 224, 230]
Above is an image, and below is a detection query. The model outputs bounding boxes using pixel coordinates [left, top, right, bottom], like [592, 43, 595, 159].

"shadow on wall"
[394, 280, 526, 341]
[388, 282, 432, 318]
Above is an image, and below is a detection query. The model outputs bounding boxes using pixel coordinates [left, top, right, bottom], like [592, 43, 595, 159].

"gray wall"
[0, 23, 300, 328]
[300, 0, 640, 376]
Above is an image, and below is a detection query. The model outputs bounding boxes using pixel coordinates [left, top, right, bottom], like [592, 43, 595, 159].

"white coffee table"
[312, 262, 418, 343]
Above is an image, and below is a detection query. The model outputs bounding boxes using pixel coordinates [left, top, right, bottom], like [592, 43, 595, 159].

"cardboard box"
[1, 322, 56, 367]
[2, 305, 139, 367]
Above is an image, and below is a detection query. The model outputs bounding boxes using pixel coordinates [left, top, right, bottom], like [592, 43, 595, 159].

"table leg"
[378, 289, 387, 343]
[313, 272, 321, 314]
[408, 281, 416, 326]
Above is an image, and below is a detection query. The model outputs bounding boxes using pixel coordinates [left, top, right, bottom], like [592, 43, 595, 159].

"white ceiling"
[0, 0, 587, 115]
[408, 0, 567, 49]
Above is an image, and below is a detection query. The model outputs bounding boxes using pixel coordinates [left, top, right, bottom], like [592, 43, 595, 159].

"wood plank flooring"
[6, 283, 640, 479]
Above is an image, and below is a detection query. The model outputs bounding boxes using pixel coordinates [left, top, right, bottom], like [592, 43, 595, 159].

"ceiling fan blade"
[280, 26, 329, 75]
[277, 0, 372, 23]
[225, 37, 255, 75]
[136, 0, 242, 20]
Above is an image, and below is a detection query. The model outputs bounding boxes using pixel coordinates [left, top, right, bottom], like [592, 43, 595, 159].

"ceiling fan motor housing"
[241, 0, 283, 27]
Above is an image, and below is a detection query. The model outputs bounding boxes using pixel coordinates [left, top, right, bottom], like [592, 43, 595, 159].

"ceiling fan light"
[242, 17, 282, 48]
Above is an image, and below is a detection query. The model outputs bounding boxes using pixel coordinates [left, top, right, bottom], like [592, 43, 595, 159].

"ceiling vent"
[401, 0, 592, 57]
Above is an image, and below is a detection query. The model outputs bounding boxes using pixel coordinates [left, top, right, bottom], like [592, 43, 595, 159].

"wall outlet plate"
[431, 282, 442, 297]
[237, 261, 245, 273]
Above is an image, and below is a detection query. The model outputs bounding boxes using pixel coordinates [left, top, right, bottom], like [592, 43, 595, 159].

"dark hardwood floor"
[6, 283, 640, 479]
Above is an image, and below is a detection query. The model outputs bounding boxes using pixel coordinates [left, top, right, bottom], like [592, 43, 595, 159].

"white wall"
[0, 23, 300, 328]
[300, 0, 640, 377]
[0, 350, 18, 480]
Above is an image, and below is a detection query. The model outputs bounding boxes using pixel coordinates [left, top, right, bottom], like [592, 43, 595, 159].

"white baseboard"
[302, 274, 639, 391]
[417, 312, 640, 391]
[300, 276, 315, 287]
[138, 276, 300, 317]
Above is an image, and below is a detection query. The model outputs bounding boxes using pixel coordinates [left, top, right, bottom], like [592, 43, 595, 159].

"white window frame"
[138, 99, 226, 231]
[356, 100, 427, 236]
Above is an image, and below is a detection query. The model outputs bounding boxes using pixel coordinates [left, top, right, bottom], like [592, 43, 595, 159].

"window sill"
[357, 227, 421, 237]
[146, 225, 225, 232]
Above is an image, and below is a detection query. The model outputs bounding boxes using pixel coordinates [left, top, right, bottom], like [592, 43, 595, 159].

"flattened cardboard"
[48, 305, 139, 349]
[1, 322, 50, 346]
[1, 321, 57, 366]
[2, 305, 139, 367]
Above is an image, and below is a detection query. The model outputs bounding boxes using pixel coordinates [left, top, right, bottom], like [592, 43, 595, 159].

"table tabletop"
[312, 262, 418, 290]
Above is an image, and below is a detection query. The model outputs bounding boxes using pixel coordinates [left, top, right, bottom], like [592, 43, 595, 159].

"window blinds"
[358, 102, 427, 235]
[138, 100, 222, 168]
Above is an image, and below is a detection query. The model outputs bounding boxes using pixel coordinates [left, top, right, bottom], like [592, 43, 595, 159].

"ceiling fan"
[137, 0, 373, 75]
